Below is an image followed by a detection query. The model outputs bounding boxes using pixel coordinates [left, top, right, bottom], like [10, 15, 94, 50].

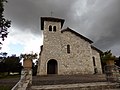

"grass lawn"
[0, 73, 20, 90]
[0, 74, 20, 79]
[0, 85, 12, 90]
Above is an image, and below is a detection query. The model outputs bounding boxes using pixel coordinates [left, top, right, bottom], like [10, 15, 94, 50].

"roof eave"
[91, 45, 103, 53]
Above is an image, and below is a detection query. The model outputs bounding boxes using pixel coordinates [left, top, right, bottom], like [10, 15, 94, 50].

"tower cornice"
[41, 17, 65, 30]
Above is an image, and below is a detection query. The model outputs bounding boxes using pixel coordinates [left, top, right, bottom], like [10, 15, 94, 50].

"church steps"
[30, 74, 120, 90]
[32, 74, 107, 85]
[30, 82, 119, 90]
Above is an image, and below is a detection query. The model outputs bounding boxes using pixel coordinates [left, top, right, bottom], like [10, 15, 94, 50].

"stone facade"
[37, 17, 102, 75]
[91, 46, 102, 74]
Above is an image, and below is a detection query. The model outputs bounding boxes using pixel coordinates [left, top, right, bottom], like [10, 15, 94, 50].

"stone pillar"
[105, 65, 117, 82]
[106, 60, 115, 66]
[23, 58, 32, 69]
[22, 58, 33, 85]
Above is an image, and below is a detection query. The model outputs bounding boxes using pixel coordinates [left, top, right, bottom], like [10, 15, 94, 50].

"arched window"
[49, 25, 52, 31]
[67, 45, 70, 54]
[92, 57, 96, 66]
[92, 56, 98, 74]
[53, 26, 56, 32]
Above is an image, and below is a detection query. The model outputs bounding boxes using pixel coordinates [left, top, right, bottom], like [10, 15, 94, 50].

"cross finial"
[50, 11, 53, 16]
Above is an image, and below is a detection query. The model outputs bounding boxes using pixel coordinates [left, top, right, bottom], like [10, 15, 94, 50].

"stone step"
[32, 74, 107, 85]
[30, 82, 119, 90]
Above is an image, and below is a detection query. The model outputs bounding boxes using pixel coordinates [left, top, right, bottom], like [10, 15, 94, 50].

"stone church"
[37, 17, 102, 75]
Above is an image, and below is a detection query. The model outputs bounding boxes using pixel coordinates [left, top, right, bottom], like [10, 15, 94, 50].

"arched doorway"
[47, 59, 58, 74]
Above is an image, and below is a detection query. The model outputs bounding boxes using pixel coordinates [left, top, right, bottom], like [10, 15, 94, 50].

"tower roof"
[41, 17, 65, 30]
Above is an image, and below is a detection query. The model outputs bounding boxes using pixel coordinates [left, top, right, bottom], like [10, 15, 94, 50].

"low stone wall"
[104, 65, 120, 82]
[11, 69, 32, 90]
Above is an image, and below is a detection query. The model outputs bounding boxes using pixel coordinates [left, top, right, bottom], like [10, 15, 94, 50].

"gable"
[61, 27, 93, 44]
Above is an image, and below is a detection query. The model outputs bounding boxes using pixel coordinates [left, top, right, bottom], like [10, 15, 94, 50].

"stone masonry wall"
[91, 48, 102, 74]
[38, 21, 62, 75]
[60, 31, 94, 75]
[37, 18, 102, 75]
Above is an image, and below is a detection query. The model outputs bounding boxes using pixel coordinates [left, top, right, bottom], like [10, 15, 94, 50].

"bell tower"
[38, 17, 65, 75]
[41, 17, 65, 53]
[41, 17, 64, 31]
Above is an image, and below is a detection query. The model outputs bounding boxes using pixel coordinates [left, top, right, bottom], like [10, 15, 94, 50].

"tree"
[0, 60, 5, 73]
[100, 50, 116, 73]
[4, 56, 22, 75]
[0, 52, 7, 57]
[20, 53, 37, 59]
[101, 50, 116, 65]
[20, 53, 38, 75]
[0, 0, 11, 46]
[32, 60, 38, 76]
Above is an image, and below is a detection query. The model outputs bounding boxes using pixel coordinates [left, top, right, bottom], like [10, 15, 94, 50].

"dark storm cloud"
[4, 0, 75, 34]
[4, 0, 120, 55]
[86, 0, 120, 50]
[65, 0, 120, 54]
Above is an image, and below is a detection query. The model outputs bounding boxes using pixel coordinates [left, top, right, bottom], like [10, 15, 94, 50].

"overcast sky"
[1, 0, 120, 56]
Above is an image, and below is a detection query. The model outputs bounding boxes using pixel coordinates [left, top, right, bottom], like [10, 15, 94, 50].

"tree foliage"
[32, 60, 38, 76]
[20, 53, 37, 59]
[101, 50, 116, 63]
[0, 0, 11, 45]
[0, 55, 22, 75]
[0, 52, 7, 57]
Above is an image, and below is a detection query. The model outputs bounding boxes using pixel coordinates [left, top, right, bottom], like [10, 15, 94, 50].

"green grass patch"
[0, 73, 20, 90]
[0, 75, 20, 79]
[0, 72, 8, 78]
[0, 72, 20, 79]
[0, 85, 12, 90]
